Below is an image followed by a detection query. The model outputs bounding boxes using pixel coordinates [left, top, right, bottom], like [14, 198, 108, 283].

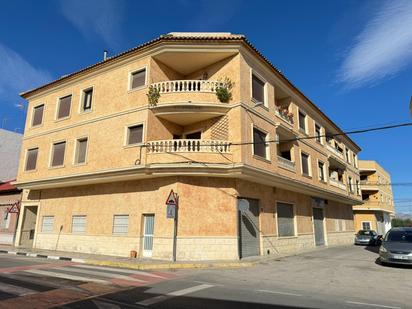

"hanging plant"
[147, 85, 161, 106]
[216, 77, 234, 103]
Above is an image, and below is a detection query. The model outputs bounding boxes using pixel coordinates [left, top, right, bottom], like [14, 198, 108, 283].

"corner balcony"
[146, 139, 233, 165]
[149, 80, 231, 126]
[277, 156, 295, 172]
[329, 178, 347, 191]
[326, 143, 345, 161]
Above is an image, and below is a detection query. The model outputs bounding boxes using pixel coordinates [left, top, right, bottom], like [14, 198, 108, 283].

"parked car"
[354, 230, 380, 246]
[379, 227, 412, 265]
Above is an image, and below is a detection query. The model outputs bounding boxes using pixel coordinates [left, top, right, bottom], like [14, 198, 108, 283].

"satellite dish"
[238, 199, 250, 212]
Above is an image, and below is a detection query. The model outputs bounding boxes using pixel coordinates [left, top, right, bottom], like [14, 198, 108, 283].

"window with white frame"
[301, 152, 310, 176]
[251, 73, 265, 104]
[74, 137, 88, 164]
[277, 202, 295, 237]
[25, 148, 38, 171]
[253, 127, 268, 159]
[348, 176, 353, 193]
[82, 88, 93, 111]
[298, 111, 307, 132]
[318, 161, 326, 182]
[356, 180, 360, 195]
[42, 216, 54, 232]
[315, 124, 322, 143]
[32, 104, 44, 127]
[362, 221, 371, 230]
[72, 215, 86, 233]
[113, 215, 129, 234]
[51, 141, 66, 167]
[57, 95, 72, 119]
[130, 69, 146, 90]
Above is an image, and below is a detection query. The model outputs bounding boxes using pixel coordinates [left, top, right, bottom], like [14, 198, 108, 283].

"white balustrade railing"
[277, 156, 295, 171]
[329, 178, 346, 190]
[151, 80, 224, 94]
[146, 139, 231, 154]
[326, 143, 344, 159]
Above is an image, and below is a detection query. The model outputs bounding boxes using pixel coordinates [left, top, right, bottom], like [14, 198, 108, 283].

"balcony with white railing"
[277, 156, 295, 171]
[329, 178, 346, 191]
[146, 139, 233, 165]
[326, 143, 345, 160]
[149, 80, 231, 126]
[275, 106, 294, 126]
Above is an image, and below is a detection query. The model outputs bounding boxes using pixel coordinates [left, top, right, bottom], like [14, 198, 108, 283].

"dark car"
[379, 227, 412, 265]
[354, 230, 380, 246]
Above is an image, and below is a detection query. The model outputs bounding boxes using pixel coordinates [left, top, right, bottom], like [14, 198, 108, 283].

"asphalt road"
[0, 245, 411, 308]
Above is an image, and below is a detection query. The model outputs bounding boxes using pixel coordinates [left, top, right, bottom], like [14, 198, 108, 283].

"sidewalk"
[0, 245, 282, 270]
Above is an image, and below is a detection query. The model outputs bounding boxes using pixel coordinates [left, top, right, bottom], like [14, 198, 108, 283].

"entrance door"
[238, 198, 260, 258]
[375, 212, 385, 235]
[313, 208, 325, 246]
[143, 215, 155, 257]
[19, 206, 38, 248]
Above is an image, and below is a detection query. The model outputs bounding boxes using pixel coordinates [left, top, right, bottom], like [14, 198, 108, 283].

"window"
[299, 111, 306, 132]
[362, 221, 371, 230]
[345, 149, 350, 163]
[32, 104, 44, 127]
[51, 141, 66, 167]
[348, 176, 353, 193]
[25, 148, 38, 171]
[82, 88, 93, 111]
[318, 161, 325, 182]
[301, 152, 310, 176]
[356, 180, 360, 195]
[251, 74, 265, 104]
[72, 215, 86, 233]
[74, 138, 88, 164]
[113, 215, 129, 234]
[130, 69, 146, 89]
[57, 95, 72, 119]
[42, 216, 54, 232]
[127, 124, 143, 145]
[315, 124, 321, 143]
[253, 127, 268, 159]
[277, 202, 295, 237]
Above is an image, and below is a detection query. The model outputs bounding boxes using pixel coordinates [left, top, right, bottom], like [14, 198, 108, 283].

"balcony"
[149, 80, 231, 126]
[146, 139, 232, 165]
[329, 178, 346, 191]
[326, 143, 344, 160]
[360, 180, 379, 192]
[277, 156, 295, 172]
[275, 106, 293, 126]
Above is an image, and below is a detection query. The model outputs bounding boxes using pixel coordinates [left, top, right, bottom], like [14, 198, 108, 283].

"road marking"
[24, 269, 108, 284]
[136, 284, 213, 306]
[257, 289, 303, 297]
[58, 267, 146, 282]
[346, 301, 401, 309]
[0, 282, 37, 296]
[71, 264, 166, 278]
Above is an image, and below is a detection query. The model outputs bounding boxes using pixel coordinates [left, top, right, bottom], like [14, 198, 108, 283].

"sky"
[0, 0, 411, 213]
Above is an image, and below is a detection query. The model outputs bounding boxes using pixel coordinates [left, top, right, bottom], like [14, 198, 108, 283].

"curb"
[0, 249, 85, 263]
[0, 248, 257, 270]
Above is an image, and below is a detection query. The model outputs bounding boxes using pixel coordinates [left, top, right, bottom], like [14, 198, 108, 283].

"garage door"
[238, 198, 260, 258]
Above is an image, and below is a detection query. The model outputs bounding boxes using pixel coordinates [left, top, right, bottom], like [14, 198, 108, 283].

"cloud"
[0, 44, 52, 99]
[60, 0, 124, 50]
[338, 0, 412, 88]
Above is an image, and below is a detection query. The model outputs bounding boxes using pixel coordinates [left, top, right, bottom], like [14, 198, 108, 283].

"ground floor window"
[277, 202, 295, 237]
[41, 216, 54, 232]
[72, 215, 86, 233]
[113, 215, 129, 235]
[362, 221, 371, 230]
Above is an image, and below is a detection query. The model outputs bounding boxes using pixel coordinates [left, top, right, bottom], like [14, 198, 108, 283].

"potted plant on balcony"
[216, 77, 234, 103]
[147, 85, 161, 106]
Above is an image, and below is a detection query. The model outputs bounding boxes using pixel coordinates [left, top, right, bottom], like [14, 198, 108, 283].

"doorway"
[143, 214, 155, 257]
[19, 206, 38, 248]
[238, 198, 260, 258]
[313, 207, 325, 246]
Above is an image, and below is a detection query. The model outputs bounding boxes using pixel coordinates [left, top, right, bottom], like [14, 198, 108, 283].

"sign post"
[166, 190, 178, 262]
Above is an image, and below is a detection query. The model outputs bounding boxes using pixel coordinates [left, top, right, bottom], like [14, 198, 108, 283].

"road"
[0, 245, 411, 308]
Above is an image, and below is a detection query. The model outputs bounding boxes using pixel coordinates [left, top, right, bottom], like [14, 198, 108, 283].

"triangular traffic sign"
[165, 190, 178, 206]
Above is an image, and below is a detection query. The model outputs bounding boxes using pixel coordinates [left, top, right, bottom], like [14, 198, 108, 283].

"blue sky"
[0, 0, 411, 213]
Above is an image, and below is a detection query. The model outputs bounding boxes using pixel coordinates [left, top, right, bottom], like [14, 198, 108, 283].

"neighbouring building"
[0, 129, 23, 245]
[14, 33, 362, 260]
[354, 160, 394, 234]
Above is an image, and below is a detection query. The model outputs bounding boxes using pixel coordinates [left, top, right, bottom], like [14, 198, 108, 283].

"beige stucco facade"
[14, 33, 362, 260]
[354, 160, 394, 234]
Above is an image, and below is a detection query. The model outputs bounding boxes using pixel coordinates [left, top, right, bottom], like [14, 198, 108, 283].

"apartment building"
[354, 160, 394, 234]
[14, 32, 362, 260]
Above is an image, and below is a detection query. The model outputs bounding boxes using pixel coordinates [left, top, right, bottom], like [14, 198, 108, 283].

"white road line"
[71, 264, 166, 279]
[346, 301, 401, 309]
[0, 282, 37, 296]
[57, 267, 146, 282]
[136, 284, 213, 306]
[24, 269, 108, 284]
[257, 289, 303, 297]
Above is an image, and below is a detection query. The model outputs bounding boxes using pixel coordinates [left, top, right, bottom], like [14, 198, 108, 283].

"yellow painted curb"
[82, 259, 256, 270]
